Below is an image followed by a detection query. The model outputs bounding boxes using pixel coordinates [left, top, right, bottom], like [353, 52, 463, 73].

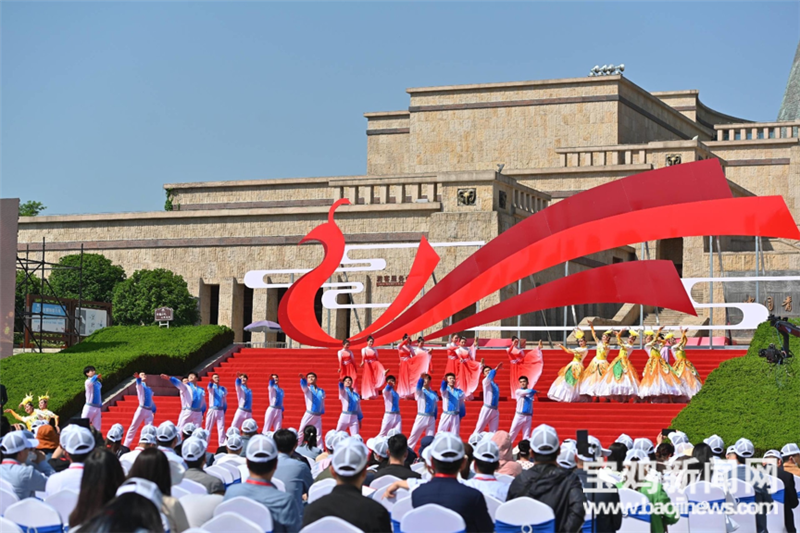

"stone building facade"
[16, 74, 800, 343]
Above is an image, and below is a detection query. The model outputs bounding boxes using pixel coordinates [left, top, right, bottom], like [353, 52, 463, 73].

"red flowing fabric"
[507, 346, 544, 397]
[338, 349, 358, 389]
[360, 348, 386, 400]
[396, 339, 431, 398]
[455, 347, 482, 397]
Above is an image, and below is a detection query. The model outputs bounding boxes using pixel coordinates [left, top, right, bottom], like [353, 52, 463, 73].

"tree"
[112, 269, 199, 326]
[19, 201, 46, 217]
[49, 253, 126, 303]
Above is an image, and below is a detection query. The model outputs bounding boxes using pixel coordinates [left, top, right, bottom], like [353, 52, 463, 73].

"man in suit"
[410, 432, 493, 533]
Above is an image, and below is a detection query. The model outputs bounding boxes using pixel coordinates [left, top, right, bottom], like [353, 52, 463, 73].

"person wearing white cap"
[119, 424, 158, 465]
[377, 374, 402, 437]
[409, 433, 494, 533]
[508, 424, 586, 532]
[336, 376, 362, 436]
[0, 430, 54, 499]
[703, 434, 725, 457]
[437, 372, 466, 435]
[217, 434, 245, 465]
[263, 373, 284, 433]
[161, 372, 205, 430]
[782, 442, 800, 470]
[463, 439, 510, 501]
[408, 373, 438, 451]
[224, 434, 302, 533]
[508, 374, 536, 442]
[632, 437, 655, 458]
[105, 423, 131, 458]
[181, 437, 224, 495]
[303, 437, 392, 532]
[573, 436, 623, 533]
[231, 372, 254, 431]
[730, 437, 772, 533]
[623, 449, 679, 533]
[156, 421, 188, 475]
[297, 372, 326, 444]
[45, 424, 96, 496]
[473, 361, 503, 434]
[240, 417, 259, 457]
[615, 433, 633, 450]
[764, 448, 799, 533]
[124, 371, 157, 448]
[204, 374, 228, 447]
[81, 365, 103, 430]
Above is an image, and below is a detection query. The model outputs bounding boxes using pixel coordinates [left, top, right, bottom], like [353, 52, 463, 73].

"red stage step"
[101, 347, 746, 449]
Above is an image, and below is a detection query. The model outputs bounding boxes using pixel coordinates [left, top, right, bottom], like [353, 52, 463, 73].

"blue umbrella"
[244, 320, 282, 333]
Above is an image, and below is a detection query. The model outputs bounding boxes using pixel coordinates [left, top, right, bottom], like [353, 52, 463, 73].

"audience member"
[463, 439, 509, 501]
[181, 437, 224, 495]
[516, 439, 534, 470]
[273, 428, 313, 510]
[46, 424, 95, 495]
[79, 491, 166, 533]
[508, 424, 586, 532]
[410, 433, 493, 533]
[217, 434, 244, 463]
[119, 425, 157, 465]
[461, 441, 475, 481]
[730, 438, 773, 533]
[69, 448, 126, 528]
[372, 434, 421, 481]
[239, 418, 258, 456]
[491, 430, 522, 477]
[0, 430, 54, 499]
[128, 448, 190, 532]
[303, 437, 391, 532]
[36, 424, 60, 461]
[764, 449, 798, 533]
[783, 442, 800, 476]
[624, 449, 678, 533]
[575, 436, 622, 533]
[296, 425, 322, 461]
[224, 435, 302, 533]
[105, 423, 130, 458]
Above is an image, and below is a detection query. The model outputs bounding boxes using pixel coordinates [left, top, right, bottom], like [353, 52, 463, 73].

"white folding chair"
[390, 496, 413, 533]
[183, 529, 211, 533]
[308, 478, 336, 503]
[44, 489, 79, 526]
[767, 475, 787, 533]
[617, 487, 650, 533]
[0, 478, 14, 494]
[410, 463, 427, 475]
[180, 494, 224, 528]
[217, 461, 243, 482]
[203, 512, 262, 533]
[300, 516, 365, 533]
[663, 485, 689, 533]
[484, 494, 502, 521]
[173, 485, 191, 499]
[495, 497, 555, 531]
[0, 517, 22, 533]
[726, 477, 757, 533]
[271, 477, 286, 492]
[684, 481, 727, 533]
[496, 473, 515, 484]
[4, 499, 63, 533]
[205, 465, 235, 486]
[370, 475, 402, 492]
[400, 504, 465, 533]
[370, 486, 408, 511]
[215, 497, 273, 533]
[0, 488, 19, 516]
[180, 478, 210, 495]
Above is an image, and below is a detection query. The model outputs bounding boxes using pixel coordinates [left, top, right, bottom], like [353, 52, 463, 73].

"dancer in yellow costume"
[547, 329, 588, 403]
[639, 327, 684, 403]
[4, 393, 38, 430]
[597, 330, 640, 402]
[579, 321, 613, 401]
[670, 328, 703, 400]
[35, 393, 59, 427]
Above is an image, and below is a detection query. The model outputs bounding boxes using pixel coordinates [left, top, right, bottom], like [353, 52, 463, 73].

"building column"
[250, 289, 268, 344]
[219, 278, 245, 342]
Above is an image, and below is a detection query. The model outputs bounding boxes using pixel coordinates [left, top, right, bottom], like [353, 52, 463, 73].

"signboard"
[79, 308, 108, 336]
[155, 307, 174, 322]
[30, 302, 67, 333]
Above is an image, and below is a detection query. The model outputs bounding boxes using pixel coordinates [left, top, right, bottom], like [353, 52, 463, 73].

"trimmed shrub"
[0, 325, 233, 419]
[672, 319, 800, 454]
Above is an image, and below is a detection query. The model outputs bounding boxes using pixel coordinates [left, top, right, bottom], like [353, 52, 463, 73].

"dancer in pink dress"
[396, 334, 432, 398]
[359, 336, 387, 400]
[337, 339, 358, 389]
[507, 337, 544, 397]
[445, 334, 461, 380]
[455, 336, 482, 399]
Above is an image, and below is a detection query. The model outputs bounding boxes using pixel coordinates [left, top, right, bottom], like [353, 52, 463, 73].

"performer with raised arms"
[546, 330, 588, 403]
[408, 373, 437, 450]
[671, 328, 703, 400]
[81, 366, 103, 430]
[359, 336, 386, 400]
[34, 394, 59, 427]
[445, 334, 461, 378]
[337, 339, 357, 389]
[597, 330, 640, 403]
[124, 372, 156, 447]
[507, 337, 544, 397]
[438, 372, 466, 435]
[396, 334, 431, 398]
[161, 371, 205, 430]
[579, 321, 613, 402]
[508, 376, 536, 442]
[4, 393, 37, 430]
[298, 372, 325, 442]
[639, 327, 683, 403]
[206, 374, 228, 446]
[455, 335, 482, 399]
[263, 373, 284, 432]
[336, 376, 362, 436]
[377, 374, 401, 437]
[473, 361, 503, 434]
[231, 372, 253, 430]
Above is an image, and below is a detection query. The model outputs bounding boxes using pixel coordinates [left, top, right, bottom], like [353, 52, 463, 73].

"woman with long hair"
[359, 335, 387, 400]
[507, 337, 544, 397]
[547, 330, 589, 403]
[79, 493, 165, 533]
[127, 448, 190, 533]
[69, 448, 126, 528]
[596, 330, 641, 402]
[296, 425, 322, 460]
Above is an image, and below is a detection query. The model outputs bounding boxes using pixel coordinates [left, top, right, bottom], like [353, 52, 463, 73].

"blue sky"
[2, 2, 798, 215]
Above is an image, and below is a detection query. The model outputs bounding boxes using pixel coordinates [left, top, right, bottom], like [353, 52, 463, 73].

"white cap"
[530, 424, 559, 454]
[242, 419, 258, 434]
[263, 431, 274, 439]
[675, 442, 694, 457]
[615, 434, 633, 450]
[156, 421, 179, 443]
[140, 434, 156, 445]
[116, 478, 163, 509]
[287, 427, 298, 437]
[61, 426, 95, 455]
[106, 424, 124, 443]
[468, 433, 483, 447]
[473, 440, 501, 463]
[703, 435, 725, 455]
[422, 446, 433, 467]
[246, 435, 278, 463]
[325, 430, 339, 450]
[734, 438, 755, 458]
[226, 434, 244, 451]
[726, 445, 737, 456]
[352, 434, 364, 443]
[192, 428, 209, 443]
[557, 442, 577, 469]
[181, 437, 207, 462]
[141, 425, 157, 438]
[226, 427, 241, 438]
[632, 438, 654, 455]
[668, 431, 689, 446]
[781, 443, 800, 457]
[181, 423, 197, 435]
[763, 449, 782, 461]
[30, 420, 48, 433]
[373, 439, 389, 459]
[1, 432, 35, 455]
[429, 433, 465, 463]
[577, 436, 609, 462]
[331, 437, 369, 475]
[625, 449, 651, 464]
[386, 428, 402, 438]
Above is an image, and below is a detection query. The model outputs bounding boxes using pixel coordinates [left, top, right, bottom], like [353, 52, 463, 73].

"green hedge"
[672, 319, 800, 454]
[1, 325, 234, 420]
